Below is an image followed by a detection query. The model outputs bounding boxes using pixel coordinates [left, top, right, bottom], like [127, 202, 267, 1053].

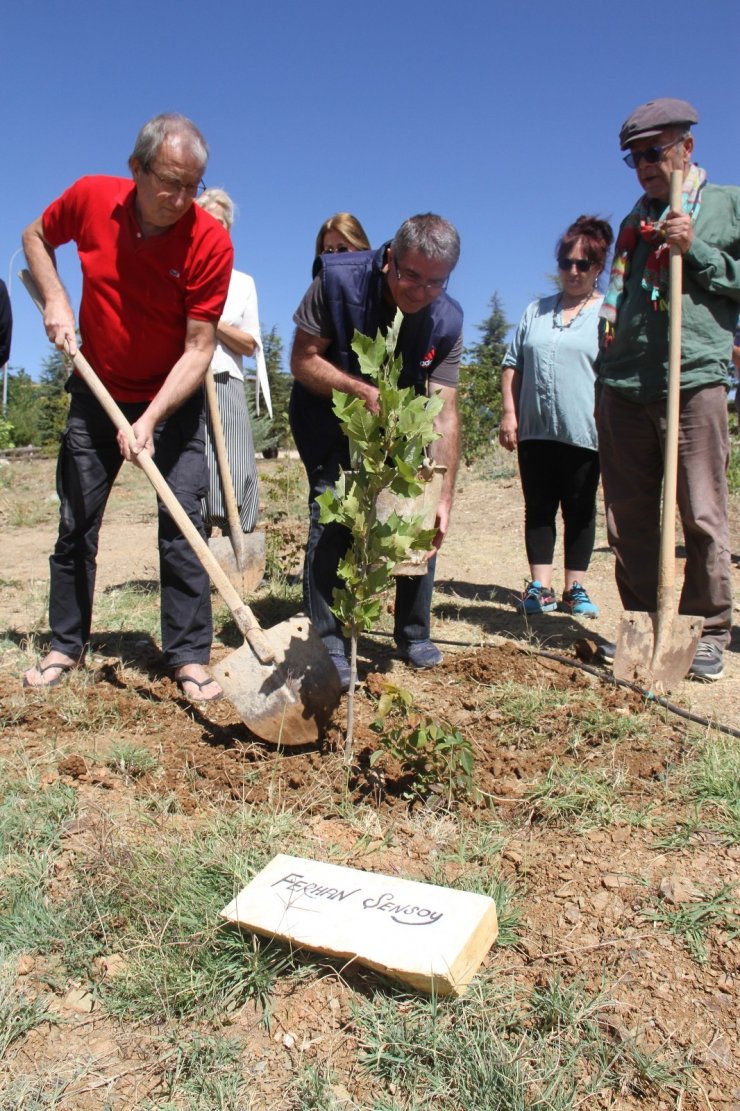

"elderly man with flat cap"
[595, 97, 740, 681]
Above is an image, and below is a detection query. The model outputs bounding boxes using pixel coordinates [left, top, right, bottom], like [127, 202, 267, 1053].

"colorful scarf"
[599, 164, 707, 345]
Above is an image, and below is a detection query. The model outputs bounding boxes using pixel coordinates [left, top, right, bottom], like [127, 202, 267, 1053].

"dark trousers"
[302, 450, 436, 656]
[517, 439, 600, 571]
[596, 383, 731, 647]
[49, 383, 213, 668]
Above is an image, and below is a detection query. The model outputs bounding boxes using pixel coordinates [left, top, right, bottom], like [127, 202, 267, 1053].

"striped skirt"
[201, 372, 259, 532]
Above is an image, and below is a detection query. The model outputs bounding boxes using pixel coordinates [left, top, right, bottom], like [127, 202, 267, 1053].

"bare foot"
[23, 652, 79, 689]
[173, 664, 223, 703]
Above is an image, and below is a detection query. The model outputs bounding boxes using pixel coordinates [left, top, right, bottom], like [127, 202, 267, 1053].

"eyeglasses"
[623, 135, 684, 169]
[146, 166, 206, 198]
[323, 245, 349, 254]
[392, 258, 449, 293]
[558, 257, 593, 273]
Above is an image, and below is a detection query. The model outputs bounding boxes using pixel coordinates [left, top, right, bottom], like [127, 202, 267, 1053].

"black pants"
[48, 382, 212, 668]
[517, 439, 600, 571]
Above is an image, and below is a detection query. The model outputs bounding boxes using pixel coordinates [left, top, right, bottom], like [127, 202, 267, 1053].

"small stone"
[602, 874, 622, 889]
[282, 1033, 295, 1049]
[591, 891, 610, 913]
[17, 955, 35, 976]
[64, 987, 94, 1014]
[91, 954, 126, 979]
[555, 882, 578, 899]
[564, 905, 581, 925]
[658, 876, 692, 905]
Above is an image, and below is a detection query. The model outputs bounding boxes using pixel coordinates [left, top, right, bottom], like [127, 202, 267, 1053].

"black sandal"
[23, 661, 77, 689]
[174, 671, 224, 703]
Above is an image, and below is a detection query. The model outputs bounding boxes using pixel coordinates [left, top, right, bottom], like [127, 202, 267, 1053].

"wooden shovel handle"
[19, 269, 275, 664]
[654, 170, 683, 651]
[204, 367, 245, 546]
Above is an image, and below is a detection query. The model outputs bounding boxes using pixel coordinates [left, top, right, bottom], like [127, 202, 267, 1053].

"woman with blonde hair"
[195, 187, 269, 534]
[315, 212, 370, 259]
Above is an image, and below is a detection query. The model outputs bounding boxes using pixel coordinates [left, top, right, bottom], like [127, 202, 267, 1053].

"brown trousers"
[596, 383, 732, 647]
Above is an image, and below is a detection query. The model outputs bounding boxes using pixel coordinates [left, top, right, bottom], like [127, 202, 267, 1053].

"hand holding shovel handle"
[19, 269, 275, 665]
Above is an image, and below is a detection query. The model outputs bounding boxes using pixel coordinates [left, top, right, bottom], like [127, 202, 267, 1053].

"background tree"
[6, 369, 40, 446]
[36, 348, 71, 446]
[458, 293, 510, 466]
[246, 324, 294, 457]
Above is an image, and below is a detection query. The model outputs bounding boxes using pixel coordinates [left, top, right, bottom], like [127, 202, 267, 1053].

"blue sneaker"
[397, 639, 443, 669]
[519, 581, 557, 615]
[561, 582, 599, 618]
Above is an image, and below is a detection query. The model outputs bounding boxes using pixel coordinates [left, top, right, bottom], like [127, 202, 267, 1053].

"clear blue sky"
[3, 0, 737, 381]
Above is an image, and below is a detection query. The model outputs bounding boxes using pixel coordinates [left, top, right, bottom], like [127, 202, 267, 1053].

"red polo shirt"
[42, 176, 233, 401]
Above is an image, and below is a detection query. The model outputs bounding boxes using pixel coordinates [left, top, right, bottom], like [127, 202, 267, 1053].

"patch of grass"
[0, 957, 56, 1061]
[0, 1070, 74, 1110]
[660, 736, 740, 846]
[682, 734, 740, 805]
[0, 783, 314, 1024]
[527, 760, 625, 826]
[105, 742, 159, 779]
[96, 580, 161, 640]
[0, 771, 77, 856]
[289, 1062, 351, 1111]
[567, 704, 650, 749]
[641, 883, 739, 964]
[352, 974, 692, 1108]
[143, 1030, 251, 1110]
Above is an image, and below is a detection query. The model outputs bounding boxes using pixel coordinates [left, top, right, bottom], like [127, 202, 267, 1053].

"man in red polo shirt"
[22, 113, 233, 701]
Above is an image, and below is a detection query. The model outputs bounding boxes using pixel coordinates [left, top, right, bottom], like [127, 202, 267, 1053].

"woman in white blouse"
[500, 215, 613, 618]
[195, 188, 267, 533]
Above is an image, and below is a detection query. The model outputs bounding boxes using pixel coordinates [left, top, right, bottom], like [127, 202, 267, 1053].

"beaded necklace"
[552, 291, 596, 330]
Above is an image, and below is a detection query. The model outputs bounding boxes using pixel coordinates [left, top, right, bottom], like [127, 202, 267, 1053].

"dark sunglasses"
[558, 257, 593, 273]
[622, 135, 683, 169]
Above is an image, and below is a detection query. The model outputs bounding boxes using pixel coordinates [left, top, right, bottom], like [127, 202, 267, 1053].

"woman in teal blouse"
[500, 215, 613, 618]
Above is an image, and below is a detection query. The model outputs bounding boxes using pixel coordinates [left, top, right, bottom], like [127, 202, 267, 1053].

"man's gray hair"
[391, 213, 460, 270]
[129, 113, 209, 172]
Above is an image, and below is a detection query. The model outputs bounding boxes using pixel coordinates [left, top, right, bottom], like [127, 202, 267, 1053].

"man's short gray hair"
[391, 213, 460, 270]
[129, 113, 209, 172]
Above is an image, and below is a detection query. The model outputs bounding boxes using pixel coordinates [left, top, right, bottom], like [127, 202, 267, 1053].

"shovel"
[21, 270, 341, 744]
[612, 171, 703, 691]
[204, 367, 266, 595]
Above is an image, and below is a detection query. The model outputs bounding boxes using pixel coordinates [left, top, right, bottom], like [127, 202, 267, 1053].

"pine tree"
[458, 293, 510, 466]
[261, 325, 293, 454]
[36, 348, 71, 446]
[6, 369, 41, 446]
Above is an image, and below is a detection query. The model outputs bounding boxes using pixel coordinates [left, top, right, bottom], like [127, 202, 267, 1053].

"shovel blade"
[613, 610, 703, 692]
[208, 531, 266, 595]
[211, 615, 341, 745]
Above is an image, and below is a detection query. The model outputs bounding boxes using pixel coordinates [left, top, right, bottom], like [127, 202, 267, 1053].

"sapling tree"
[316, 310, 444, 758]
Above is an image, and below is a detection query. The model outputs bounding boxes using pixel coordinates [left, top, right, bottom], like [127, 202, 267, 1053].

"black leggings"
[517, 439, 600, 571]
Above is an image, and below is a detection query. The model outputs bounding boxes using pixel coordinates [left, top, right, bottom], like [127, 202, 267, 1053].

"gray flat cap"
[619, 97, 699, 149]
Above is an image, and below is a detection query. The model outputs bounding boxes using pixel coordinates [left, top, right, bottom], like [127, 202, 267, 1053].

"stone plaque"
[220, 853, 498, 995]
